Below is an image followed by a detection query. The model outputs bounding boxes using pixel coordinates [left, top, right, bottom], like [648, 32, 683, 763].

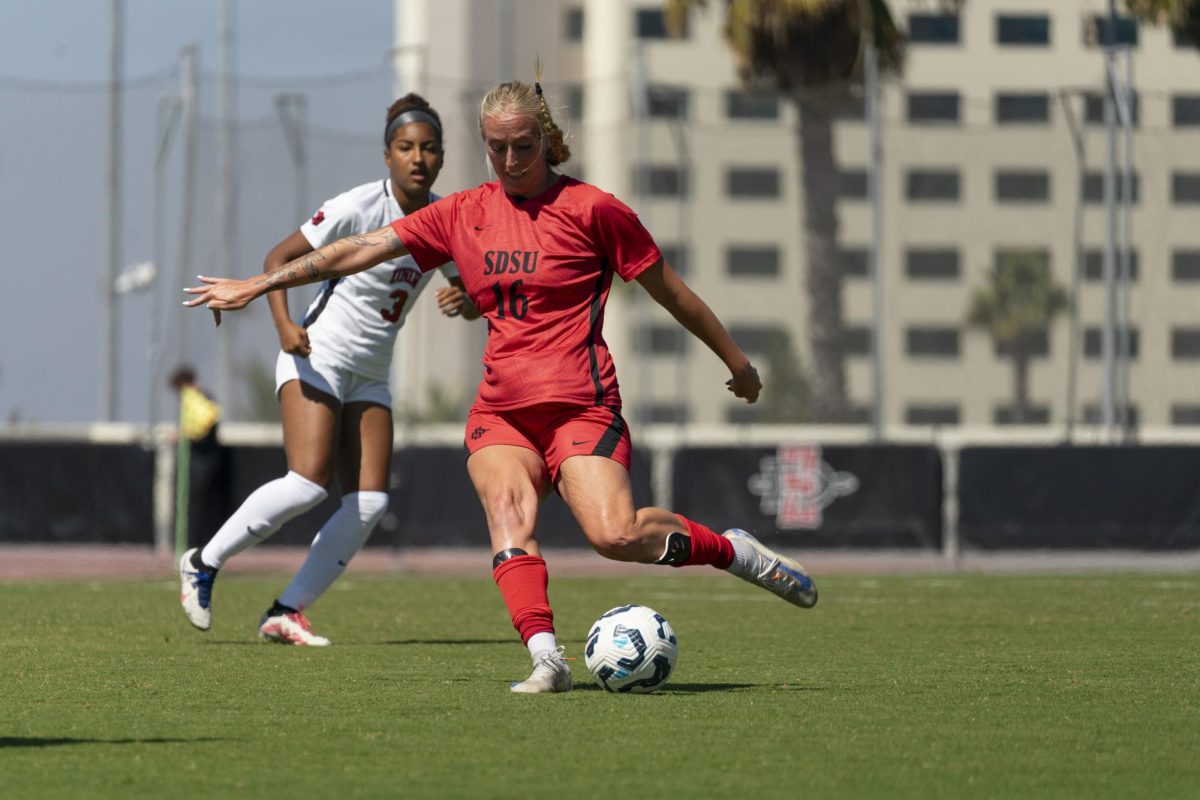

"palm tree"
[664, 0, 907, 422]
[966, 252, 1068, 425]
[1125, 0, 1200, 47]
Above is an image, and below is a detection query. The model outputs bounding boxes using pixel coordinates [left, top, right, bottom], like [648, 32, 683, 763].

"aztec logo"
[310, 210, 325, 226]
[469, 427, 488, 441]
[747, 444, 859, 530]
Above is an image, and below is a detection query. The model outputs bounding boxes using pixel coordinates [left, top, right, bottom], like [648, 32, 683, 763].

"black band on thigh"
[492, 548, 530, 569]
[654, 531, 692, 566]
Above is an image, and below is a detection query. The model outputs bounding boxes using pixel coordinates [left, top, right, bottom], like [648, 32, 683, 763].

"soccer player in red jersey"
[187, 73, 818, 693]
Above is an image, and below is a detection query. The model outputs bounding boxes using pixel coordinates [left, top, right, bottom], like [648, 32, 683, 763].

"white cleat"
[510, 646, 573, 694]
[178, 548, 215, 630]
[723, 528, 818, 609]
[258, 611, 331, 646]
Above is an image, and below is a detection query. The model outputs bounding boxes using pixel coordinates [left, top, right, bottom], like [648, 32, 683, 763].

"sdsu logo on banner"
[748, 445, 859, 530]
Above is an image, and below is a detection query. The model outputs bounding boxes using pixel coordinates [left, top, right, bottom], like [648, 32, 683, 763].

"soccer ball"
[584, 604, 678, 693]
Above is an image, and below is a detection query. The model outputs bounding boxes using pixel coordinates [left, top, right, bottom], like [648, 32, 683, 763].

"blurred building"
[393, 0, 1200, 429]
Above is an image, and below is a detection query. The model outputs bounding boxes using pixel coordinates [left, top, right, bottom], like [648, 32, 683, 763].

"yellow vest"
[180, 385, 221, 441]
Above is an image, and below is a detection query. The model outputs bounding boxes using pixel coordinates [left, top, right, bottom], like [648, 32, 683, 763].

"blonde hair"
[479, 62, 571, 166]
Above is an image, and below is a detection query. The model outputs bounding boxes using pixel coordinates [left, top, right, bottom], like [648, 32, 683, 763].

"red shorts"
[464, 403, 632, 483]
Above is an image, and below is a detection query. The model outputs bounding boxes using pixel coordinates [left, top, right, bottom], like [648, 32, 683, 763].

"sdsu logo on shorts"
[470, 427, 488, 440]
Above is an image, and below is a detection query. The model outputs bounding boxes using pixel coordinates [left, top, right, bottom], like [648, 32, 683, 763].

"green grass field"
[2, 570, 1198, 799]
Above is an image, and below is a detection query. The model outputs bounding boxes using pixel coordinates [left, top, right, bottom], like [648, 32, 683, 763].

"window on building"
[641, 324, 688, 356]
[906, 169, 960, 202]
[993, 405, 1051, 425]
[1083, 249, 1139, 282]
[726, 405, 763, 424]
[843, 326, 871, 357]
[1174, 95, 1200, 126]
[995, 170, 1050, 203]
[1171, 405, 1200, 426]
[1081, 171, 1140, 204]
[1083, 327, 1140, 359]
[727, 245, 781, 277]
[838, 168, 868, 200]
[906, 327, 960, 358]
[996, 14, 1051, 46]
[636, 166, 687, 197]
[659, 244, 688, 276]
[640, 402, 690, 424]
[1086, 14, 1138, 46]
[727, 168, 781, 199]
[1084, 91, 1140, 126]
[636, 8, 673, 39]
[994, 329, 1050, 358]
[905, 248, 960, 280]
[564, 84, 583, 120]
[1172, 328, 1200, 359]
[908, 13, 960, 44]
[1172, 172, 1200, 204]
[1081, 405, 1138, 427]
[907, 91, 960, 124]
[647, 85, 688, 119]
[906, 404, 961, 425]
[564, 6, 584, 42]
[996, 92, 1050, 124]
[840, 247, 869, 279]
[729, 324, 787, 355]
[1173, 250, 1200, 282]
[833, 96, 866, 121]
[726, 90, 779, 120]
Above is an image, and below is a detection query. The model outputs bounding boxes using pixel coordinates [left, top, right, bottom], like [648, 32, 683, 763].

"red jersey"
[390, 176, 661, 411]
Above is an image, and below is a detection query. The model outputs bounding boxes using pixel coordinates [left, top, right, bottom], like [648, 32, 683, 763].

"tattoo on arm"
[253, 226, 403, 292]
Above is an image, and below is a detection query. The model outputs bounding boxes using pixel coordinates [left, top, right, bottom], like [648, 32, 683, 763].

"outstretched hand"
[183, 275, 261, 327]
[726, 361, 762, 404]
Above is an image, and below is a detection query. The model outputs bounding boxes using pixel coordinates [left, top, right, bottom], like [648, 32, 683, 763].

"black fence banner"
[959, 446, 1200, 549]
[672, 444, 943, 548]
[224, 444, 654, 549]
[0, 442, 155, 543]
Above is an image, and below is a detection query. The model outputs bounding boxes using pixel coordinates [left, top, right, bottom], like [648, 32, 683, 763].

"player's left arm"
[436, 276, 481, 321]
[635, 260, 761, 403]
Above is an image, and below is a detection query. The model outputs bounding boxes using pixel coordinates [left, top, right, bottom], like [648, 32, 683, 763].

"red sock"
[493, 555, 555, 643]
[676, 515, 735, 569]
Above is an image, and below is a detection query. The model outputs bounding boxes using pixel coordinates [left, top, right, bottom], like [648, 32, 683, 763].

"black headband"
[384, 109, 443, 146]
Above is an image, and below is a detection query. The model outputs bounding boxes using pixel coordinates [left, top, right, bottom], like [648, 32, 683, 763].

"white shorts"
[275, 350, 392, 408]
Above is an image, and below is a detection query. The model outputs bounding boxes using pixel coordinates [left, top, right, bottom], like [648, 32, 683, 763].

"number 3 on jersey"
[380, 289, 409, 323]
[491, 279, 528, 320]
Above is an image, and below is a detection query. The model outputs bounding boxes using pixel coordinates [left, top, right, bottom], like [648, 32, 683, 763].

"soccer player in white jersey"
[178, 94, 478, 645]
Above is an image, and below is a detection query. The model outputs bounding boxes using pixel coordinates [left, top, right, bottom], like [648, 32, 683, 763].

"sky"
[0, 0, 397, 425]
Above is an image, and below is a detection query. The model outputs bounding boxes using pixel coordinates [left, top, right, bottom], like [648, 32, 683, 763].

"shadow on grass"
[571, 682, 828, 694]
[193, 638, 518, 646]
[569, 682, 757, 694]
[0, 736, 226, 749]
[381, 638, 515, 646]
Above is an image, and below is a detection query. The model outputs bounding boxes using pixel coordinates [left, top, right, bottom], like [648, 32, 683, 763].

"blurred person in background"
[178, 93, 478, 646]
[168, 365, 229, 549]
[185, 71, 815, 691]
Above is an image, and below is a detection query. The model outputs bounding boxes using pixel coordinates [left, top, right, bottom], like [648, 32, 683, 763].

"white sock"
[527, 631, 558, 663]
[277, 491, 389, 611]
[199, 471, 328, 569]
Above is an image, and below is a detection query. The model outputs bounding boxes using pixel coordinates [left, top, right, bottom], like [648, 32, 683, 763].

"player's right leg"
[466, 434, 570, 694]
[262, 400, 393, 645]
[178, 377, 337, 630]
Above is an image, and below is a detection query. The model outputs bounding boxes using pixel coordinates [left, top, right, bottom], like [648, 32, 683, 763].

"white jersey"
[297, 179, 457, 382]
